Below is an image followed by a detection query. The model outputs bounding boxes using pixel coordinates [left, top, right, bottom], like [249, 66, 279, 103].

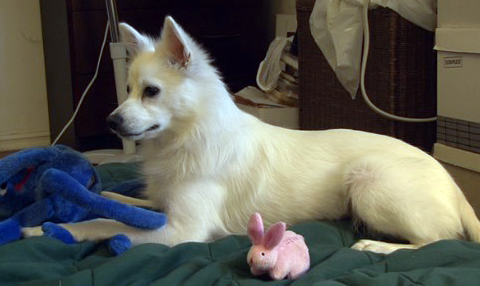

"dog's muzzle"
[106, 114, 160, 138]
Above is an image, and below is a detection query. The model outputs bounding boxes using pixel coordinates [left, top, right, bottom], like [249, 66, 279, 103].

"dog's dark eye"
[126, 85, 131, 94]
[143, 86, 160, 98]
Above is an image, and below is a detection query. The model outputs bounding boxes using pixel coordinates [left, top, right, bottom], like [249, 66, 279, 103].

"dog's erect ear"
[161, 16, 192, 68]
[119, 23, 154, 58]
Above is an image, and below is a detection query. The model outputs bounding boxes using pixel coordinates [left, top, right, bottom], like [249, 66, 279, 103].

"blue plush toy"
[0, 145, 166, 254]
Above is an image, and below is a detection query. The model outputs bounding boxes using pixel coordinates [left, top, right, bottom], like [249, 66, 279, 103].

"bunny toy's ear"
[264, 222, 286, 249]
[248, 212, 264, 245]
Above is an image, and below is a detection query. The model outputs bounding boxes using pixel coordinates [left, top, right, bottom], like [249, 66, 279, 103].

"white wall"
[265, 0, 296, 43]
[0, 0, 50, 151]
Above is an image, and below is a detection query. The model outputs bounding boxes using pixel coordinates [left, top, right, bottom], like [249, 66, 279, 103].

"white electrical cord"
[50, 4, 433, 146]
[360, 1, 437, 123]
[51, 23, 110, 145]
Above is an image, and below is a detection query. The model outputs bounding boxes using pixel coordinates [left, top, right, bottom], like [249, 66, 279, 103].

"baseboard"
[434, 143, 480, 173]
[0, 131, 50, 151]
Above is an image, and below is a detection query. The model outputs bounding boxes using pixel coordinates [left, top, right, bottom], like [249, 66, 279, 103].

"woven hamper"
[296, 0, 437, 152]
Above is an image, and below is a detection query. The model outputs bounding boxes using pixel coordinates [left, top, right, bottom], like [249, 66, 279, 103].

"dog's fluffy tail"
[460, 194, 480, 242]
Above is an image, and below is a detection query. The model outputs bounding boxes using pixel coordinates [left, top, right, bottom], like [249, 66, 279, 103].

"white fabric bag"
[309, 0, 437, 99]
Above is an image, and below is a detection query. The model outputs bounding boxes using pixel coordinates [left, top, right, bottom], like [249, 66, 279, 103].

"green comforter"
[0, 163, 479, 286]
[1, 221, 480, 286]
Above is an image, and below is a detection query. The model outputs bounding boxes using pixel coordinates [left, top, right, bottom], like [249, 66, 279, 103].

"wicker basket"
[296, 0, 437, 152]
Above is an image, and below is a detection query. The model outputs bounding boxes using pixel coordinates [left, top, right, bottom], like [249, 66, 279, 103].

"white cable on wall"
[360, 1, 437, 123]
[51, 23, 110, 146]
[50, 3, 435, 147]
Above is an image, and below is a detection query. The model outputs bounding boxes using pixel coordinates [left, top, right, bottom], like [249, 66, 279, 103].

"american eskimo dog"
[24, 17, 480, 254]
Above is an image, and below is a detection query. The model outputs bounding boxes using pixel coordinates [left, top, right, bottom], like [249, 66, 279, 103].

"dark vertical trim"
[40, 0, 77, 148]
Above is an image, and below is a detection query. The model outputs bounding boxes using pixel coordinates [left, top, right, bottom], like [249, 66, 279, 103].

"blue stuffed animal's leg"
[41, 169, 167, 229]
[42, 222, 77, 244]
[41, 222, 132, 255]
[0, 219, 22, 245]
[108, 234, 131, 255]
[39, 222, 131, 256]
[11, 197, 54, 227]
[0, 197, 54, 245]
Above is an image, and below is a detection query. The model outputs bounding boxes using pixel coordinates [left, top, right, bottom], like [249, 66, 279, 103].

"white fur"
[24, 17, 480, 254]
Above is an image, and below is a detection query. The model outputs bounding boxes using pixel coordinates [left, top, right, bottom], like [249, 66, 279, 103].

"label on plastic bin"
[444, 56, 463, 68]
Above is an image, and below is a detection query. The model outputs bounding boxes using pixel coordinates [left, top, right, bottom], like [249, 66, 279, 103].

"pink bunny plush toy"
[247, 212, 310, 280]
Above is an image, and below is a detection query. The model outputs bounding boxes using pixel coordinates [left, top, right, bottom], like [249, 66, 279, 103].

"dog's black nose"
[106, 114, 123, 131]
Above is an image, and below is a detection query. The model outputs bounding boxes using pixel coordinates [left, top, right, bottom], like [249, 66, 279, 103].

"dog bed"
[1, 163, 479, 286]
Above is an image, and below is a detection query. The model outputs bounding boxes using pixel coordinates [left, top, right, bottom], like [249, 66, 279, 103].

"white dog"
[25, 17, 480, 254]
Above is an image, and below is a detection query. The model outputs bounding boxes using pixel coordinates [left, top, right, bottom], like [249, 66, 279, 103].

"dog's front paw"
[22, 226, 45, 238]
[351, 239, 402, 255]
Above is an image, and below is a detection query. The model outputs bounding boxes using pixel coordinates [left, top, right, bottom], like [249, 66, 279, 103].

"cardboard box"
[434, 28, 480, 170]
[235, 86, 299, 129]
[438, 0, 480, 28]
[435, 28, 480, 125]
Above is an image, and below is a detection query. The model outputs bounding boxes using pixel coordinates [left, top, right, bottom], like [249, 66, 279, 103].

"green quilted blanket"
[1, 220, 480, 286]
[0, 163, 479, 286]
